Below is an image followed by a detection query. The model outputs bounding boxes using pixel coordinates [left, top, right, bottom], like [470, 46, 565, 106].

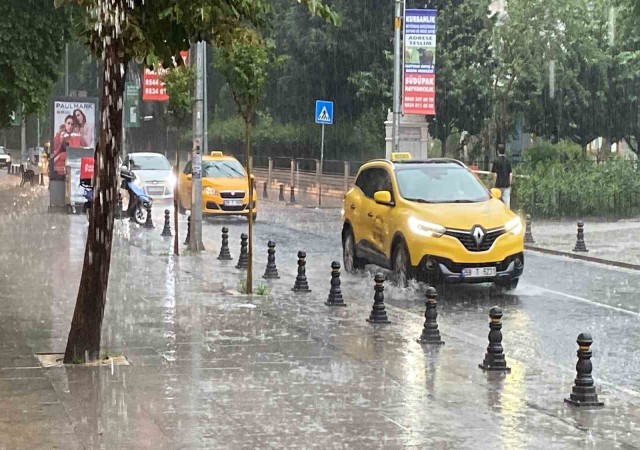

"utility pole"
[65, 43, 69, 96]
[20, 106, 26, 163]
[392, 0, 404, 153]
[190, 41, 205, 252]
[203, 42, 208, 155]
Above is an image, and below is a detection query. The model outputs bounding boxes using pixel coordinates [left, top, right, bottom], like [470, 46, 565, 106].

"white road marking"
[526, 284, 640, 317]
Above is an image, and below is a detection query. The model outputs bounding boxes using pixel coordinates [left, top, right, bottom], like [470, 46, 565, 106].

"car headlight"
[505, 217, 522, 235]
[168, 173, 177, 189]
[204, 187, 217, 196]
[408, 216, 445, 238]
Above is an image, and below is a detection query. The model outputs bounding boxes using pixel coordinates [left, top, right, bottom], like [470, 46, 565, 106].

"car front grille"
[146, 186, 166, 196]
[445, 227, 506, 252]
[220, 191, 245, 199]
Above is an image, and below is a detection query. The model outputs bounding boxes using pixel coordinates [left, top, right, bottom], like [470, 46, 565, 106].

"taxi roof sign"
[210, 151, 224, 157]
[391, 152, 412, 161]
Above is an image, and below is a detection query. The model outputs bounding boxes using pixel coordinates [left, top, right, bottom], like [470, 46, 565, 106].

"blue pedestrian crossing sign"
[315, 100, 334, 125]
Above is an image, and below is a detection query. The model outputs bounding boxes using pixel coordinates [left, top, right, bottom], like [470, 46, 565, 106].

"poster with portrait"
[50, 97, 98, 179]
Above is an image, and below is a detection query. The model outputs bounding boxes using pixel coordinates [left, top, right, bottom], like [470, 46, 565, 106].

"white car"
[123, 152, 175, 200]
[0, 147, 11, 168]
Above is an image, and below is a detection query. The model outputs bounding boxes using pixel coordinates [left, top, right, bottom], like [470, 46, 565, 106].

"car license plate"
[462, 267, 496, 278]
[224, 199, 242, 206]
[147, 187, 164, 196]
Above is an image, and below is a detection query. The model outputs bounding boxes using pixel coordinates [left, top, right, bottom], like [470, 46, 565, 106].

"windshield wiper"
[449, 199, 478, 203]
[404, 198, 436, 204]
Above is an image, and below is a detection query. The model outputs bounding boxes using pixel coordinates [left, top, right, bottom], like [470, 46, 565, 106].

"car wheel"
[392, 241, 412, 288]
[343, 229, 365, 273]
[178, 199, 186, 215]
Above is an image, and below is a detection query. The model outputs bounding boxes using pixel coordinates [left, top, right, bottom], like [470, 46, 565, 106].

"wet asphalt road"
[238, 202, 640, 394]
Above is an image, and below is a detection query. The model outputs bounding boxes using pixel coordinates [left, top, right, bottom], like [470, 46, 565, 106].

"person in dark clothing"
[492, 144, 512, 208]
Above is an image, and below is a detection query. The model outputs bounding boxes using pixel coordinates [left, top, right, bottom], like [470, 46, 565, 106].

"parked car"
[177, 151, 257, 220]
[341, 157, 524, 290]
[122, 152, 175, 200]
[0, 147, 11, 168]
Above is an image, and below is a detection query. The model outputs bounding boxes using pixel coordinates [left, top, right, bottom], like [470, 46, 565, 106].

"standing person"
[492, 144, 512, 208]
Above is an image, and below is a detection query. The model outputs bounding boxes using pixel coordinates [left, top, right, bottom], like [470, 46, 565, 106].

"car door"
[347, 168, 373, 247]
[178, 161, 193, 208]
[367, 167, 395, 260]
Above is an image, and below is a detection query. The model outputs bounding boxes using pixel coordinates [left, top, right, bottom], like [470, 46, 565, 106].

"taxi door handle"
[350, 204, 356, 210]
[367, 212, 373, 218]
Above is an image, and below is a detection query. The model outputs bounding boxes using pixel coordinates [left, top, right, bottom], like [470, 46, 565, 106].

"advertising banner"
[125, 82, 140, 128]
[403, 9, 437, 116]
[142, 51, 189, 102]
[50, 97, 98, 179]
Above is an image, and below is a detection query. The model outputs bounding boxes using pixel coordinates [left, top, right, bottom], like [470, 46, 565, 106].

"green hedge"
[514, 159, 640, 218]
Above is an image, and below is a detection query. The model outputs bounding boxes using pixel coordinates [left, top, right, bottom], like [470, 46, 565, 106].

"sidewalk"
[527, 218, 640, 266]
[1, 188, 640, 448]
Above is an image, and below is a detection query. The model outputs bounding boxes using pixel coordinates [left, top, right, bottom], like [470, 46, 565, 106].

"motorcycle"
[120, 167, 153, 225]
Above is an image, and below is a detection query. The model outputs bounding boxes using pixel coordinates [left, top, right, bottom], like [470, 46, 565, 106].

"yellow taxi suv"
[341, 158, 524, 290]
[177, 151, 258, 220]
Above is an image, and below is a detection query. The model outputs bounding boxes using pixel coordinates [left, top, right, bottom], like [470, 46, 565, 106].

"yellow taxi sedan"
[341, 157, 524, 290]
[177, 151, 257, 220]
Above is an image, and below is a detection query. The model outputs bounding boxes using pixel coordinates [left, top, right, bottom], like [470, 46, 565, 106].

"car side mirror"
[186, 174, 192, 180]
[374, 190, 394, 206]
[490, 188, 502, 200]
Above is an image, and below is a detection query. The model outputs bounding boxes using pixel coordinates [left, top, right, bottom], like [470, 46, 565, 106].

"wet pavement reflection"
[1, 178, 640, 448]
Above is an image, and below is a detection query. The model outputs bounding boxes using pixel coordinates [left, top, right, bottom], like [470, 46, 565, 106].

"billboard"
[403, 9, 436, 116]
[50, 97, 98, 179]
[143, 51, 189, 102]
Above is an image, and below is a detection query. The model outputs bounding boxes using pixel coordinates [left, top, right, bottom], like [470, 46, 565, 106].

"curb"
[525, 245, 640, 271]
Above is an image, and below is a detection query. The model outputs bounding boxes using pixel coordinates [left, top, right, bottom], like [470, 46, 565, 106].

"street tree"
[58, 0, 338, 364]
[0, 0, 72, 128]
[214, 29, 278, 294]
[423, 0, 495, 157]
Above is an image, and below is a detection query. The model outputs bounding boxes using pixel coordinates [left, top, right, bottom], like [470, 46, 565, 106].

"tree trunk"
[244, 120, 253, 295]
[63, 40, 125, 363]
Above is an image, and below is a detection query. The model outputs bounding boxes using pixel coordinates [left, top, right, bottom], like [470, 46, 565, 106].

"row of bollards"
[524, 216, 589, 252]
[203, 223, 603, 409]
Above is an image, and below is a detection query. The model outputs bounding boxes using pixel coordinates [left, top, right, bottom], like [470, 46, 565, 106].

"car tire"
[343, 228, 365, 273]
[178, 199, 186, 215]
[391, 241, 413, 288]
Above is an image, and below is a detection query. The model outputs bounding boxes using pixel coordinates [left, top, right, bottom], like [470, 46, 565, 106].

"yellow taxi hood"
[406, 198, 516, 230]
[202, 177, 249, 191]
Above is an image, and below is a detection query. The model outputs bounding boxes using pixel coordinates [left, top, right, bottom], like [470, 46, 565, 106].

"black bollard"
[479, 306, 511, 372]
[236, 233, 249, 269]
[184, 215, 191, 245]
[564, 333, 604, 408]
[217, 227, 233, 260]
[290, 186, 296, 204]
[325, 261, 346, 306]
[367, 273, 391, 324]
[417, 287, 444, 345]
[279, 183, 285, 202]
[263, 241, 280, 279]
[524, 214, 535, 244]
[39, 172, 44, 186]
[161, 209, 172, 237]
[292, 251, 312, 293]
[144, 204, 154, 229]
[263, 181, 268, 199]
[573, 221, 588, 252]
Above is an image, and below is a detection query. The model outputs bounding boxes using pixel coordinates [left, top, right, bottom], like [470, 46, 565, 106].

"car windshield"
[395, 164, 490, 204]
[129, 155, 170, 170]
[203, 160, 246, 178]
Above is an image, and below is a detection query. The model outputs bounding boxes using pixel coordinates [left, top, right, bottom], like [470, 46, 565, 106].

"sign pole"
[392, 0, 403, 153]
[319, 124, 325, 207]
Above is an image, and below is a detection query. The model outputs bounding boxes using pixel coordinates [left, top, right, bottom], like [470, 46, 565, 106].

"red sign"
[80, 157, 94, 180]
[403, 73, 435, 115]
[142, 51, 189, 102]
